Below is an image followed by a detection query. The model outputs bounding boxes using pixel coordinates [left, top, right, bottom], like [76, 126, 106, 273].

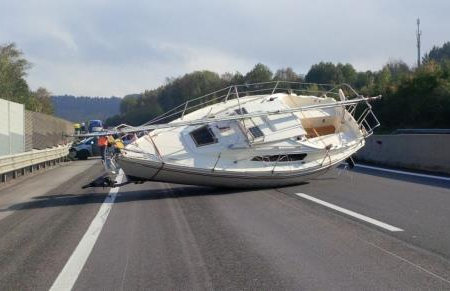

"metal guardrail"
[0, 144, 71, 177]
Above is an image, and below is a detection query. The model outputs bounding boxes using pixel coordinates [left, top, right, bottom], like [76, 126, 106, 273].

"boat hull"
[116, 155, 346, 188]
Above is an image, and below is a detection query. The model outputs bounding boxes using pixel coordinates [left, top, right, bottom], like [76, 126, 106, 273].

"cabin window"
[286, 153, 307, 161]
[234, 107, 248, 115]
[251, 153, 307, 162]
[190, 125, 218, 147]
[248, 126, 264, 138]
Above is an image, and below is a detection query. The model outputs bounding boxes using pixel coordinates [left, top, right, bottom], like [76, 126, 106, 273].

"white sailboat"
[105, 81, 381, 188]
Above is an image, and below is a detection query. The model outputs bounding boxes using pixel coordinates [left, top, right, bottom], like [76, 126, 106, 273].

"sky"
[1, 0, 449, 97]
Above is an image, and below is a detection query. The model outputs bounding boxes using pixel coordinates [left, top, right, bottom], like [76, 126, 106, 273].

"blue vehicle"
[88, 120, 103, 132]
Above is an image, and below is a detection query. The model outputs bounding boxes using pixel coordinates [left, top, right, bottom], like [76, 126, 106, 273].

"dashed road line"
[296, 193, 404, 232]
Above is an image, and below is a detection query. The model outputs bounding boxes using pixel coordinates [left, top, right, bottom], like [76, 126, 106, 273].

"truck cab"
[88, 120, 103, 132]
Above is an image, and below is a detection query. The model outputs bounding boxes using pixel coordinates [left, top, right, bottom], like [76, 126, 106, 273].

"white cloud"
[26, 44, 253, 96]
[1, 0, 449, 96]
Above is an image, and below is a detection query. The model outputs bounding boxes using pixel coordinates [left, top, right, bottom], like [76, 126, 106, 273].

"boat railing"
[107, 81, 380, 144]
[143, 81, 364, 126]
[356, 106, 380, 137]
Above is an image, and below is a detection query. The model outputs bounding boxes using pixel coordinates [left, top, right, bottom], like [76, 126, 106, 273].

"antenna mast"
[416, 18, 422, 67]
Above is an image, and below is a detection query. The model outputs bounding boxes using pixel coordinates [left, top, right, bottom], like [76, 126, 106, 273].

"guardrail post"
[1, 174, 6, 183]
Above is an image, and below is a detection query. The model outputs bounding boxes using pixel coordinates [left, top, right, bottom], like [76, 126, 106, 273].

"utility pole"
[416, 18, 422, 67]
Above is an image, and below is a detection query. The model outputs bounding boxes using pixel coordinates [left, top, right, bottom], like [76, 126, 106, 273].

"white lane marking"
[296, 193, 404, 232]
[50, 170, 124, 291]
[355, 164, 450, 182]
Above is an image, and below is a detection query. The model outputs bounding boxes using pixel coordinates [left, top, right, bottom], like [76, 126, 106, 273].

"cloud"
[1, 0, 449, 96]
[26, 43, 253, 96]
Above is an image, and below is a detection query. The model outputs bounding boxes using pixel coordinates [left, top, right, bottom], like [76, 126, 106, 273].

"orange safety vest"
[98, 136, 108, 146]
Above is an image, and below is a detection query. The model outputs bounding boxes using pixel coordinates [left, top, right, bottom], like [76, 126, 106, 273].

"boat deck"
[304, 125, 336, 138]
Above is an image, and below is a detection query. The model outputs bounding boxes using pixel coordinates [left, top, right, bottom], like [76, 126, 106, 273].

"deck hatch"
[190, 125, 218, 147]
[248, 126, 264, 138]
[251, 153, 307, 162]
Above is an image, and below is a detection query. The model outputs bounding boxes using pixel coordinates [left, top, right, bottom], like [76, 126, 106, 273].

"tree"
[108, 70, 224, 126]
[423, 42, 450, 64]
[245, 63, 273, 83]
[221, 71, 244, 85]
[109, 54, 450, 131]
[32, 87, 54, 114]
[273, 67, 302, 82]
[120, 94, 140, 114]
[384, 61, 410, 83]
[0, 43, 31, 104]
[0, 42, 54, 114]
[157, 70, 223, 111]
[375, 67, 391, 89]
[355, 70, 374, 91]
[337, 63, 357, 84]
[305, 62, 343, 84]
[373, 60, 450, 131]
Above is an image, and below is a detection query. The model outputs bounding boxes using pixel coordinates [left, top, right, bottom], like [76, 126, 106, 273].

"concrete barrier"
[355, 134, 450, 175]
[0, 99, 25, 156]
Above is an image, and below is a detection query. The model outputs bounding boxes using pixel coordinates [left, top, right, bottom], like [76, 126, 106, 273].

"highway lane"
[0, 160, 450, 290]
[0, 160, 102, 222]
[280, 165, 450, 259]
[0, 159, 109, 290]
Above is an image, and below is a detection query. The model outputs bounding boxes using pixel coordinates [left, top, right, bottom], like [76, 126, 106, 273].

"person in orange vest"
[97, 135, 108, 160]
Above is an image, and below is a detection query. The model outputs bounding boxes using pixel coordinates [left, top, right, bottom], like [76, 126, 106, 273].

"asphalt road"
[1, 159, 450, 290]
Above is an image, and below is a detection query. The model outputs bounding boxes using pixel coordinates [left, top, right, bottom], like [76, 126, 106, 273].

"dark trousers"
[100, 145, 106, 160]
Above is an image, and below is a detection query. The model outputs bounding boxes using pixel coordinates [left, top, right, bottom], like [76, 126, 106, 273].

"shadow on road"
[4, 163, 447, 214]
[351, 165, 450, 190]
[0, 184, 250, 213]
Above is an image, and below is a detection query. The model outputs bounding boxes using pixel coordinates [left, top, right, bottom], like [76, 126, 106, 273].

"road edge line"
[355, 164, 450, 182]
[50, 170, 124, 291]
